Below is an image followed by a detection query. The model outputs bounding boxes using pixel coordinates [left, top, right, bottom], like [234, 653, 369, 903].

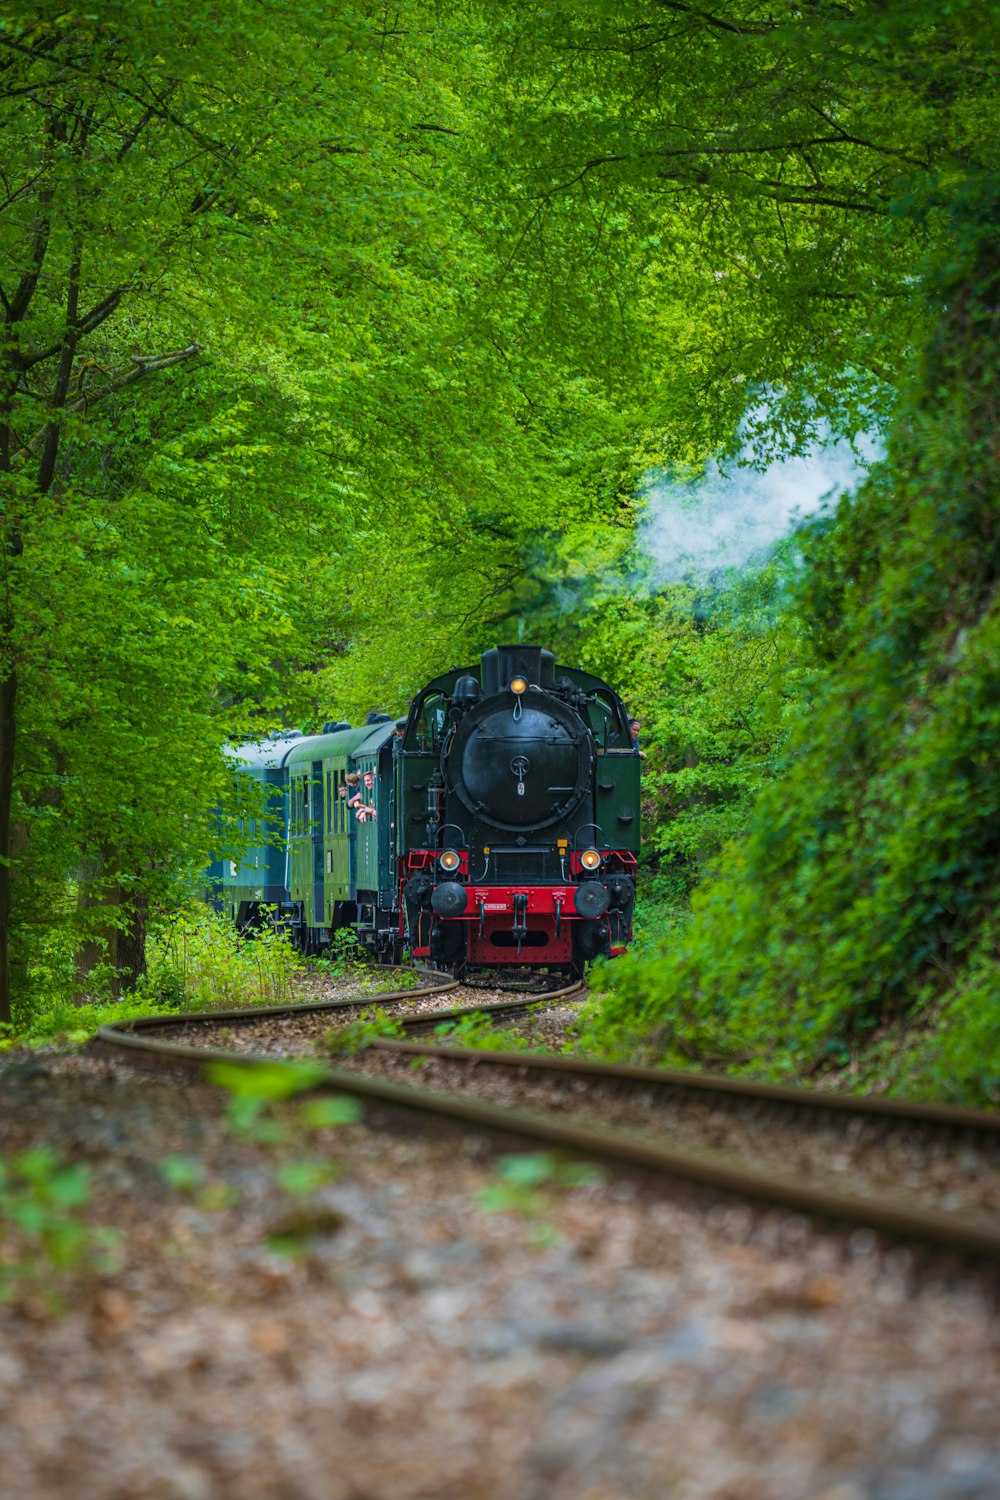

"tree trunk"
[0, 666, 14, 1024]
[75, 851, 117, 999]
[116, 889, 148, 993]
[75, 852, 151, 999]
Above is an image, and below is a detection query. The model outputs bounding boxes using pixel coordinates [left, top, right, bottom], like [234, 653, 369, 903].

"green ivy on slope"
[588, 229, 1000, 1107]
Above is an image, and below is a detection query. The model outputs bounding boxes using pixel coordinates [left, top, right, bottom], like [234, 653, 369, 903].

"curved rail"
[367, 1038, 1000, 1134]
[94, 996, 1000, 1262]
[111, 972, 585, 1041]
[393, 978, 585, 1033]
[114, 968, 461, 1032]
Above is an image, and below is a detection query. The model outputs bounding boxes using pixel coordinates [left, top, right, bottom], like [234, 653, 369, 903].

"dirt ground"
[1, 1049, 997, 1500]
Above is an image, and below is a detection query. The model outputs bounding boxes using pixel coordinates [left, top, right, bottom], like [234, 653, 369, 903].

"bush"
[13, 906, 304, 1046]
[144, 906, 302, 1011]
[584, 241, 1000, 1107]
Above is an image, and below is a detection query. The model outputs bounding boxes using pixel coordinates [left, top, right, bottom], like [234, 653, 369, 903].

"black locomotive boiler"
[399, 645, 639, 976]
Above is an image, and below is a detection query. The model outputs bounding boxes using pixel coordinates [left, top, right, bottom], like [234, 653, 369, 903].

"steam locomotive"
[217, 645, 639, 976]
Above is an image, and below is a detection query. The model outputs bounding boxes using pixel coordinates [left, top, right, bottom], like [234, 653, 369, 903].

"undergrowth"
[432, 1012, 533, 1052]
[9, 906, 305, 1048]
[8, 900, 421, 1055]
[582, 236, 1000, 1108]
[319, 1009, 406, 1057]
[0, 1147, 121, 1311]
[199, 1060, 362, 1256]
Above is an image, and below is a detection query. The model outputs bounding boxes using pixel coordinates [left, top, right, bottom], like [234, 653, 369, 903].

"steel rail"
[394, 980, 585, 1033]
[368, 1038, 1000, 1135]
[118, 969, 461, 1032]
[125, 977, 585, 1041]
[94, 1015, 1000, 1262]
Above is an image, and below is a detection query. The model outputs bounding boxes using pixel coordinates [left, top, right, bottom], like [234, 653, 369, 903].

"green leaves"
[205, 1059, 330, 1103]
[5, 0, 997, 1112]
[158, 1155, 206, 1195]
[476, 1152, 605, 1245]
[1, 1, 656, 1025]
[321, 1011, 405, 1057]
[0, 1147, 120, 1307]
[588, 234, 1000, 1102]
[276, 1160, 338, 1197]
[299, 1095, 363, 1129]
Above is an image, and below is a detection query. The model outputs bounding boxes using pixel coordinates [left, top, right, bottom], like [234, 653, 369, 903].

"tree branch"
[651, 1, 776, 36]
[0, 168, 49, 219]
[410, 122, 461, 137]
[12, 344, 204, 468]
[0, 34, 228, 161]
[36, 237, 83, 494]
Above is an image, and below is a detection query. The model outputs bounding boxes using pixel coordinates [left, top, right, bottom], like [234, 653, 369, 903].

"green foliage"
[320, 1010, 406, 1058]
[307, 933, 419, 993]
[0, 0, 650, 1019]
[205, 1058, 331, 1141]
[158, 1155, 205, 1196]
[309, 929, 364, 981]
[144, 907, 303, 1011]
[199, 1059, 361, 1255]
[525, 556, 808, 887]
[469, 0, 1000, 1104]
[433, 1012, 531, 1052]
[0, 1147, 120, 1309]
[587, 236, 1000, 1104]
[482, 0, 997, 455]
[275, 1160, 339, 1199]
[205, 1058, 331, 1105]
[2, 0, 996, 1098]
[158, 1152, 240, 1211]
[476, 1152, 605, 1245]
[299, 1096, 364, 1130]
[351, 969, 422, 996]
[12, 904, 304, 1043]
[158, 1082, 361, 1233]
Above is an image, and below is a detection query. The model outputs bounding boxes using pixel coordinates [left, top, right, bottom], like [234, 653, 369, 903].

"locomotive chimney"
[481, 645, 555, 695]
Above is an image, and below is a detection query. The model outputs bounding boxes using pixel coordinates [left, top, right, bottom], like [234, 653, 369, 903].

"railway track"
[368, 1032, 1000, 1131]
[93, 975, 1000, 1264]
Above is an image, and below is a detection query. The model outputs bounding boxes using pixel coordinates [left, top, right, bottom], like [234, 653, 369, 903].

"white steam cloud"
[640, 416, 882, 586]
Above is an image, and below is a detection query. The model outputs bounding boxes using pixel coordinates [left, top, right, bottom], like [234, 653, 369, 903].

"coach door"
[356, 757, 379, 893]
[311, 759, 324, 927]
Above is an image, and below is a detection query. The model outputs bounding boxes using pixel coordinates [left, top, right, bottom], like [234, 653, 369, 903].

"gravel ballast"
[144, 992, 1000, 1226]
[1, 1048, 998, 1500]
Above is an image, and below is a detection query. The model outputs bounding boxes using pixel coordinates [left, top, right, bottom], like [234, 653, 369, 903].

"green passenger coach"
[283, 713, 400, 957]
[219, 733, 304, 929]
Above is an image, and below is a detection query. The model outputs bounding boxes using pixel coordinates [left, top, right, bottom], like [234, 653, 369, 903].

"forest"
[1, 0, 998, 1103]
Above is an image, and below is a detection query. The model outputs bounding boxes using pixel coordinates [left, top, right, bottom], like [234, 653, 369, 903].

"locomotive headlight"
[439, 848, 461, 873]
[580, 847, 602, 872]
[509, 676, 527, 695]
